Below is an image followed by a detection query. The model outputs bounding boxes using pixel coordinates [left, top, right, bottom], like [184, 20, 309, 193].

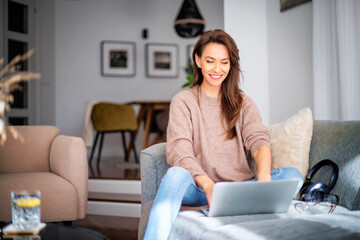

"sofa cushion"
[268, 108, 313, 179]
[0, 172, 78, 222]
[0, 126, 60, 173]
[196, 212, 360, 240]
[168, 202, 358, 240]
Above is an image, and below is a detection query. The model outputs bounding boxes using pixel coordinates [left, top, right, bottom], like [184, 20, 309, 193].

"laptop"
[200, 179, 299, 217]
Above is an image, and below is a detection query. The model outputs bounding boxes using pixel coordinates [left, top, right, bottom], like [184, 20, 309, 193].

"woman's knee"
[272, 167, 304, 195]
[162, 167, 192, 185]
[165, 166, 191, 177]
[272, 167, 304, 184]
[285, 167, 303, 178]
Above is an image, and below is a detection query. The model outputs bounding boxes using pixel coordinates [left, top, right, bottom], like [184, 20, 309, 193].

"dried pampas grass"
[0, 49, 40, 145]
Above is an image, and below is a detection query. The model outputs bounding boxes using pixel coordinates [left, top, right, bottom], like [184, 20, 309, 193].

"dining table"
[127, 100, 171, 151]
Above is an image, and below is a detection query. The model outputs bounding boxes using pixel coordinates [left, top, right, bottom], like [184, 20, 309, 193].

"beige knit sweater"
[166, 86, 269, 182]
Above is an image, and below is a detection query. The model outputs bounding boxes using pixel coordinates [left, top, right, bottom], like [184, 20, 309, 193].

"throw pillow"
[268, 108, 313, 179]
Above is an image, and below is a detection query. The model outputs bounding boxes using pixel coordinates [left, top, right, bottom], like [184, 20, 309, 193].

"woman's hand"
[194, 174, 215, 205]
[257, 173, 272, 182]
[253, 145, 272, 182]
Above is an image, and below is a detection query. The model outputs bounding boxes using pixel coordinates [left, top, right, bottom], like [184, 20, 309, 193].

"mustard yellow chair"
[89, 102, 138, 165]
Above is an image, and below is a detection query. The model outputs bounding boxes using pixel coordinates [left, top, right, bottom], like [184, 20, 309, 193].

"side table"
[0, 224, 109, 240]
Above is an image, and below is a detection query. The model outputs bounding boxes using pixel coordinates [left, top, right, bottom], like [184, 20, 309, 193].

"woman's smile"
[209, 74, 223, 80]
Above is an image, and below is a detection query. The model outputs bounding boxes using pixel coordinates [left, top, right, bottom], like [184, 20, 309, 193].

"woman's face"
[195, 43, 230, 95]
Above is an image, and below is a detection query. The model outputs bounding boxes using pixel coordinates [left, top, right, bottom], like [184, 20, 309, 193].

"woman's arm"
[167, 92, 214, 208]
[194, 174, 215, 205]
[253, 145, 272, 181]
[167, 93, 207, 176]
[240, 96, 271, 181]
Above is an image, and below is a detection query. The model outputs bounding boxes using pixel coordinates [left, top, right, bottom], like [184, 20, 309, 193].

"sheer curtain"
[313, 0, 360, 120]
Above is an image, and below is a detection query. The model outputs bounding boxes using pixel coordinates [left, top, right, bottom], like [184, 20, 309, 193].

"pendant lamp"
[173, 0, 206, 38]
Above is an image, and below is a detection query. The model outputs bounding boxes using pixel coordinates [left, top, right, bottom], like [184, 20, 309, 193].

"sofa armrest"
[140, 142, 170, 211]
[49, 135, 88, 218]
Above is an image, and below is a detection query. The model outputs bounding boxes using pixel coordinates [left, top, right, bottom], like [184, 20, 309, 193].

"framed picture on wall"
[101, 41, 136, 77]
[146, 43, 178, 78]
[280, 0, 311, 12]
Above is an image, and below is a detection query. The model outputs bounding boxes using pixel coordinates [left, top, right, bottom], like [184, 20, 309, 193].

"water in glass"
[11, 191, 41, 230]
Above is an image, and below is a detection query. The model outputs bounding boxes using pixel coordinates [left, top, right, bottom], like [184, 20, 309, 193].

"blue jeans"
[143, 166, 303, 240]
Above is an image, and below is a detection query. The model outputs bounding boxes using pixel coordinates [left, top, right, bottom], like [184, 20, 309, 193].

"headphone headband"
[306, 159, 339, 194]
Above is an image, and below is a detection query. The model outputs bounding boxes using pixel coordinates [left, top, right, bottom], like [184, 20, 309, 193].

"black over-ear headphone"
[300, 159, 339, 196]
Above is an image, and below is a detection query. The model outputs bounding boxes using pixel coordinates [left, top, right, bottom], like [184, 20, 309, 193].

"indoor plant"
[0, 50, 40, 145]
[182, 57, 193, 88]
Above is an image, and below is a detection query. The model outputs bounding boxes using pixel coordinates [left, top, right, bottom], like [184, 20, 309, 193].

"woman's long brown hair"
[191, 29, 243, 139]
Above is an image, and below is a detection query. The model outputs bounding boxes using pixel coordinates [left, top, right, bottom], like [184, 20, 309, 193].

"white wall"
[266, 0, 313, 123]
[224, 0, 313, 124]
[55, 0, 223, 134]
[224, 0, 269, 124]
[38, 0, 223, 156]
[38, 0, 56, 125]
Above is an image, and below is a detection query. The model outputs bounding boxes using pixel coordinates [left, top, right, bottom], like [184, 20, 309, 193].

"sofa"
[0, 126, 88, 222]
[138, 120, 360, 239]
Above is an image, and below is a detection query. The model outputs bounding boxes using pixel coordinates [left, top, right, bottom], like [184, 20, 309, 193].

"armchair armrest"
[140, 142, 170, 210]
[49, 135, 88, 218]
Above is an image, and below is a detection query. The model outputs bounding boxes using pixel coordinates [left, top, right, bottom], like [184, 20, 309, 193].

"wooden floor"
[88, 156, 140, 180]
[73, 214, 139, 240]
[77, 156, 141, 240]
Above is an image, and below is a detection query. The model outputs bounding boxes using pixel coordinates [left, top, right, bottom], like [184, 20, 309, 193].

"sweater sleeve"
[240, 95, 270, 156]
[166, 92, 207, 177]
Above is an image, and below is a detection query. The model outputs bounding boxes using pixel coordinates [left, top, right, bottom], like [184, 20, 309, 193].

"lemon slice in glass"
[16, 197, 40, 207]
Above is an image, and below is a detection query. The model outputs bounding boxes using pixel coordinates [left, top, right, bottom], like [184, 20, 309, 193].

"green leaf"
[182, 82, 191, 88]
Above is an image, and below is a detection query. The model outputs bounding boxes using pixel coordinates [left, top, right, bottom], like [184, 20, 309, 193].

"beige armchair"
[0, 126, 88, 222]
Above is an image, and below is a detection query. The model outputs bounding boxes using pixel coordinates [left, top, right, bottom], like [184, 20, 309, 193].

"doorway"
[2, 0, 37, 125]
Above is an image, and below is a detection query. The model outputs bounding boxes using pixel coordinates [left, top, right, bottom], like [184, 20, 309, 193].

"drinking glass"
[11, 190, 41, 230]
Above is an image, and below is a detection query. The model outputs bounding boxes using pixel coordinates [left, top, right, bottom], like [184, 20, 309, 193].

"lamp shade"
[174, 0, 206, 38]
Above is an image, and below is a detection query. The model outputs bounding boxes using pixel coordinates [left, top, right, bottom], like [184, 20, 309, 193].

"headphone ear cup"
[306, 182, 327, 195]
[299, 181, 313, 196]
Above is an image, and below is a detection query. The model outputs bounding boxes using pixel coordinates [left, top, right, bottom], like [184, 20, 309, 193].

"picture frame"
[146, 43, 178, 78]
[101, 41, 136, 77]
[280, 0, 311, 12]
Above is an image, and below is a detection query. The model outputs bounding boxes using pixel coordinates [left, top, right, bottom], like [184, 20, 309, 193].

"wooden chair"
[89, 102, 138, 166]
[152, 109, 169, 145]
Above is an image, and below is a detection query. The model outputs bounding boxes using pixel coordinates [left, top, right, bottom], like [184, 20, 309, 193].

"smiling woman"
[194, 43, 230, 97]
[142, 29, 303, 240]
[190, 29, 243, 140]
